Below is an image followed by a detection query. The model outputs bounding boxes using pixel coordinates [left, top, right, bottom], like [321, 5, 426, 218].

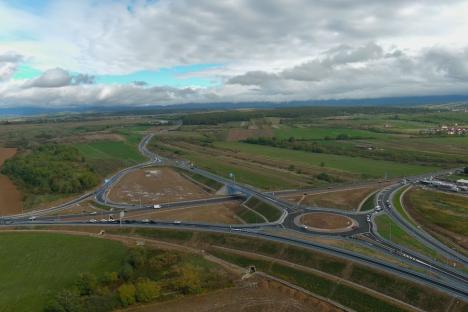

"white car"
[153, 204, 161, 209]
[89, 219, 97, 223]
[142, 219, 150, 223]
[173, 220, 181, 224]
[28, 216, 36, 221]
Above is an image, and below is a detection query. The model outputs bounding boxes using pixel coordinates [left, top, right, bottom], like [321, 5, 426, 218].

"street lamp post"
[229, 172, 236, 184]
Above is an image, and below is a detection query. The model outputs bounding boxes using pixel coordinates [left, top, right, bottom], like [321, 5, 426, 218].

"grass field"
[0, 232, 127, 312]
[75, 140, 145, 163]
[216, 142, 436, 178]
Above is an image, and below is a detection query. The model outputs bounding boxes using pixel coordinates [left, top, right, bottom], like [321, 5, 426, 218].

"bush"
[117, 283, 136, 307]
[135, 278, 161, 302]
[172, 265, 202, 294]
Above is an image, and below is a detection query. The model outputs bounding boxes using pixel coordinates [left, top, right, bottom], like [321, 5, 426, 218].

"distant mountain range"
[1, 94, 468, 117]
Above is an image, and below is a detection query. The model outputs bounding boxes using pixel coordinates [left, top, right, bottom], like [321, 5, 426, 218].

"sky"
[1, 0, 468, 108]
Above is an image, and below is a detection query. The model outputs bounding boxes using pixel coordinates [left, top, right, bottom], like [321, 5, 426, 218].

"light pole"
[229, 172, 236, 184]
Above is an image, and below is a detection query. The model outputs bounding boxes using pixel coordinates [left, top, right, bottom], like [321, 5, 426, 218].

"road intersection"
[1, 130, 467, 301]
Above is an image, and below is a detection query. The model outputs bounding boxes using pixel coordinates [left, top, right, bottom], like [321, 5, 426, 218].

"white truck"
[153, 204, 161, 209]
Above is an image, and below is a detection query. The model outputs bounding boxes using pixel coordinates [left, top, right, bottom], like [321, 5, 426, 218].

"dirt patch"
[122, 275, 342, 312]
[108, 167, 210, 205]
[124, 201, 244, 224]
[226, 128, 274, 141]
[300, 213, 355, 230]
[0, 148, 22, 216]
[284, 186, 382, 211]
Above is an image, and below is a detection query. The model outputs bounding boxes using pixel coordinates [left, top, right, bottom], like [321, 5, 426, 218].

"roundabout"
[295, 212, 359, 233]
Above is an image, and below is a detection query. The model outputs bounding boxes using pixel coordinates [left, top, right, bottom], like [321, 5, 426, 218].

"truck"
[153, 204, 161, 209]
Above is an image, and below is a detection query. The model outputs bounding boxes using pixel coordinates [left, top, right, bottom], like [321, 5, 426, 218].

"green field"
[0, 232, 128, 312]
[75, 140, 145, 164]
[216, 142, 436, 178]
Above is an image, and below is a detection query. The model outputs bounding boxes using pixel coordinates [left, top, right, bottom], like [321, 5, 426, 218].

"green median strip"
[375, 214, 438, 259]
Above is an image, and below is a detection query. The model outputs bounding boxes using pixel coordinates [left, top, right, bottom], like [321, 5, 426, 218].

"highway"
[1, 128, 467, 301]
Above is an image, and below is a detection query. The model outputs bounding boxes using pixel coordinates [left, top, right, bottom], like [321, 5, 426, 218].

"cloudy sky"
[1, 0, 468, 108]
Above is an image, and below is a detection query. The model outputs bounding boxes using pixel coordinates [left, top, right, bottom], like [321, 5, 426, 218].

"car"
[153, 204, 161, 209]
[100, 219, 108, 222]
[89, 211, 97, 215]
[173, 220, 181, 224]
[28, 216, 37, 221]
[89, 219, 97, 223]
[142, 219, 150, 223]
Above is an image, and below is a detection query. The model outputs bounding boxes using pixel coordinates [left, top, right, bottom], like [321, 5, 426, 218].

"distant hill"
[1, 94, 468, 117]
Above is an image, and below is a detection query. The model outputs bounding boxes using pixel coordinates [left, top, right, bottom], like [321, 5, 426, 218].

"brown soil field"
[226, 128, 274, 141]
[300, 213, 354, 230]
[108, 167, 210, 205]
[284, 186, 381, 211]
[57, 132, 125, 143]
[123, 201, 244, 224]
[0, 148, 22, 216]
[122, 276, 342, 312]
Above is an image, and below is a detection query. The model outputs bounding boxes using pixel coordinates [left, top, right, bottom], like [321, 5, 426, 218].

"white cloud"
[1, 1, 468, 107]
[0, 52, 23, 82]
[24, 68, 71, 88]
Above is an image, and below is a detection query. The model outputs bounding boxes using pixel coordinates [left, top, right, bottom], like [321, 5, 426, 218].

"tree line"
[1, 144, 99, 195]
[45, 248, 231, 312]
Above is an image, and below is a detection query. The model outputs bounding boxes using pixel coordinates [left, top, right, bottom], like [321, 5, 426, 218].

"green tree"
[44, 289, 82, 312]
[117, 283, 136, 307]
[135, 278, 161, 302]
[173, 265, 202, 294]
[76, 273, 98, 296]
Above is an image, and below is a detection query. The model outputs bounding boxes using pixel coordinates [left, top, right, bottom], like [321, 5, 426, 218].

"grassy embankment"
[102, 227, 464, 312]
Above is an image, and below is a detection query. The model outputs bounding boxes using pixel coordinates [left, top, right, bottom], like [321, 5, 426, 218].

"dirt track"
[0, 148, 22, 216]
